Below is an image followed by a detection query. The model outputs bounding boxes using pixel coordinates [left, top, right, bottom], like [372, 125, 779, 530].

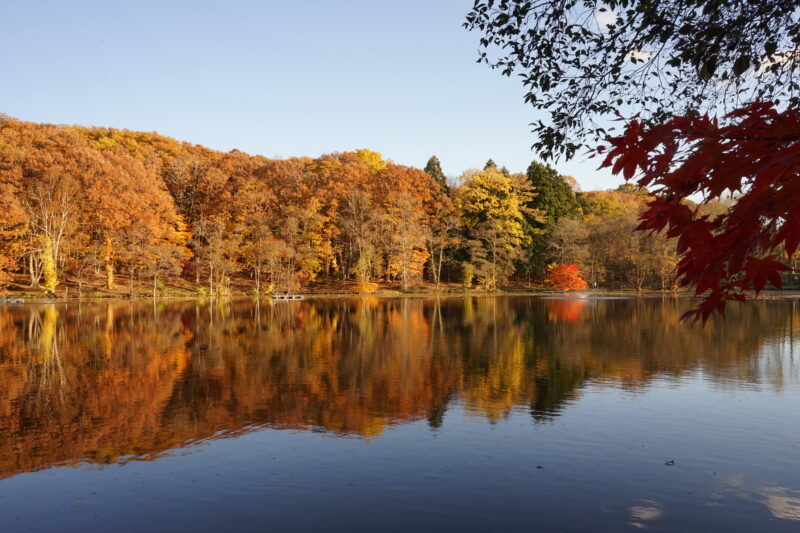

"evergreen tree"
[522, 161, 581, 279]
[423, 155, 448, 194]
[527, 162, 580, 223]
[483, 159, 497, 170]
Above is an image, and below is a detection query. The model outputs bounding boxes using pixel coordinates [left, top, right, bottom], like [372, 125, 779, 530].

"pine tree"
[423, 155, 448, 194]
[523, 161, 581, 278]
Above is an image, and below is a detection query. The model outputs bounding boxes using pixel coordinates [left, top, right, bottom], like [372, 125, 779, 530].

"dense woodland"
[0, 115, 782, 297]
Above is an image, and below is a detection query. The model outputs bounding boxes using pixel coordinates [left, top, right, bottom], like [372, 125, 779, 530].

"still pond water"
[0, 296, 798, 531]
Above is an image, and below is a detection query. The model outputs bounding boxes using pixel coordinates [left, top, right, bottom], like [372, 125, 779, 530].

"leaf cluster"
[599, 102, 800, 321]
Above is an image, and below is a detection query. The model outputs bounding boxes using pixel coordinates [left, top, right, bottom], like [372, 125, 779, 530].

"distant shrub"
[545, 263, 589, 291]
[357, 282, 379, 293]
[461, 263, 475, 289]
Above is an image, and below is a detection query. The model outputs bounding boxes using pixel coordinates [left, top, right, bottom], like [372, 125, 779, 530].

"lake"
[0, 296, 798, 531]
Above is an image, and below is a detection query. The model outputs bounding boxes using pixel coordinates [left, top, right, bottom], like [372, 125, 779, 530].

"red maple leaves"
[598, 102, 799, 322]
[545, 263, 589, 291]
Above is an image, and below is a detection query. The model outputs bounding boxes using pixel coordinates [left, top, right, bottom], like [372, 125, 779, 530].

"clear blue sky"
[1, 0, 618, 190]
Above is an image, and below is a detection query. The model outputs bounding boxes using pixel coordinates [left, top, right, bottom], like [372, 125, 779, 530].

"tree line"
[0, 116, 696, 296]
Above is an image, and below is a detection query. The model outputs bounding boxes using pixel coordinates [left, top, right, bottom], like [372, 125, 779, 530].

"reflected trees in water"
[0, 296, 797, 478]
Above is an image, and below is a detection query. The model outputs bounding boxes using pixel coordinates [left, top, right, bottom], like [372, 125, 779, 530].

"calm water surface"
[0, 296, 798, 531]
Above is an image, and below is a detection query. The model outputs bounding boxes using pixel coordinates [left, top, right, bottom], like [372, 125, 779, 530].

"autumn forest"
[0, 115, 733, 297]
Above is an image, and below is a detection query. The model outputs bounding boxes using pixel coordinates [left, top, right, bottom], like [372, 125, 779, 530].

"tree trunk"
[104, 237, 114, 289]
[40, 236, 58, 294]
[29, 253, 42, 287]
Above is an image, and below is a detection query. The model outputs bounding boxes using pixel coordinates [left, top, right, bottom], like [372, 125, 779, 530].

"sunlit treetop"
[355, 149, 387, 173]
[465, 0, 800, 160]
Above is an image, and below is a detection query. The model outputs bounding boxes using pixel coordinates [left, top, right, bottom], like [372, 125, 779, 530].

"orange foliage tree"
[545, 263, 589, 291]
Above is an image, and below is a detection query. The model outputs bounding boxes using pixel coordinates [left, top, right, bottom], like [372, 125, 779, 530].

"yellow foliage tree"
[456, 168, 537, 288]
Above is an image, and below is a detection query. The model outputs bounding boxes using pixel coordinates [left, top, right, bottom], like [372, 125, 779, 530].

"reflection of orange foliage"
[0, 300, 458, 478]
[0, 296, 794, 481]
[545, 298, 587, 322]
[545, 263, 589, 291]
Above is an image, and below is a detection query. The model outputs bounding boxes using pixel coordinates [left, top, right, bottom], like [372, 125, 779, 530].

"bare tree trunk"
[29, 253, 36, 287]
[104, 237, 114, 289]
[436, 248, 444, 287]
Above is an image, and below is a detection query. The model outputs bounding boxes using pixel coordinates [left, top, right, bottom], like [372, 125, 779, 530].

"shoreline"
[3, 289, 800, 304]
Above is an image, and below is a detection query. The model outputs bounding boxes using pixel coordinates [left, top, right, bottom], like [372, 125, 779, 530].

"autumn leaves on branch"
[599, 103, 800, 321]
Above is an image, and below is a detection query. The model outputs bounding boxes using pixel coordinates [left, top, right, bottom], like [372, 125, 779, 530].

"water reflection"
[764, 486, 800, 521]
[543, 296, 587, 322]
[713, 474, 800, 523]
[0, 296, 798, 480]
[628, 499, 663, 529]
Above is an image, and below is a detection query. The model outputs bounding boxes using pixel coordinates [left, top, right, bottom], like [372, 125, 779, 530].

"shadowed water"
[0, 296, 798, 531]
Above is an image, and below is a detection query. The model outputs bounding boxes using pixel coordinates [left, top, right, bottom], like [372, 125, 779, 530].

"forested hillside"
[0, 115, 734, 296]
